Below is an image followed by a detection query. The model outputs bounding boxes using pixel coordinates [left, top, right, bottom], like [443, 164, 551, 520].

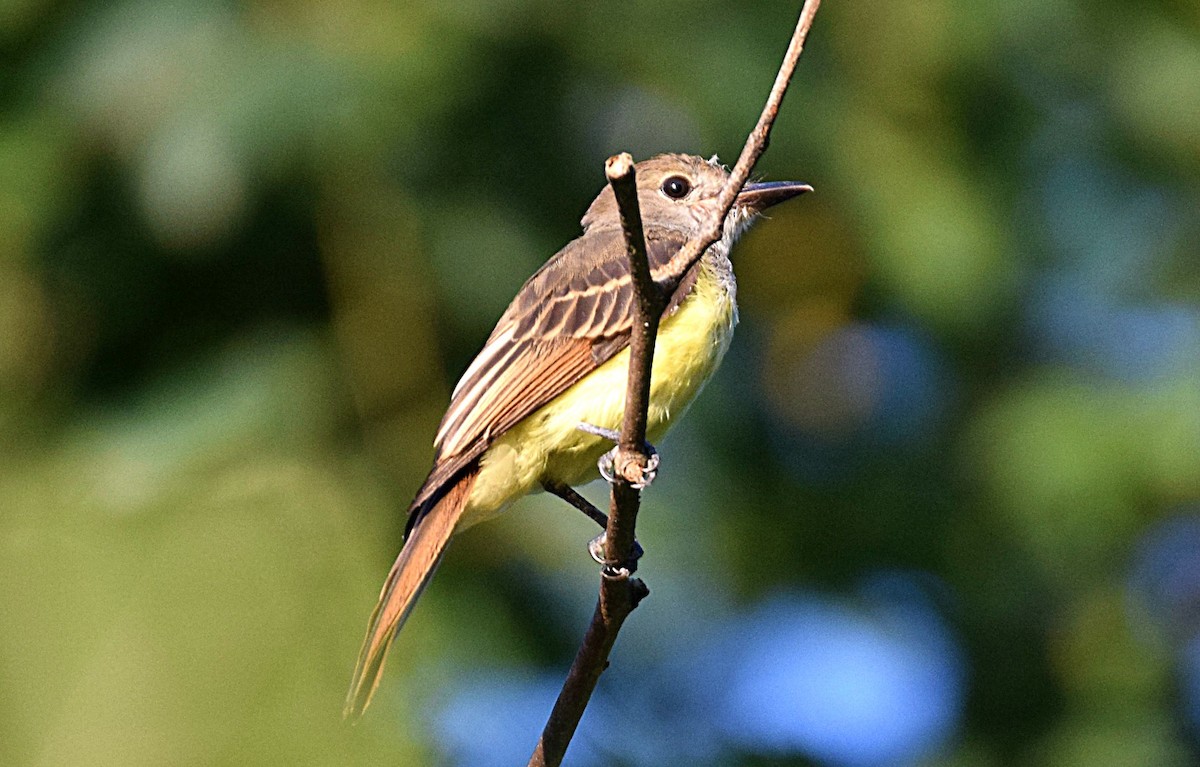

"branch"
[529, 3, 821, 765]
[671, 0, 822, 281]
[529, 153, 654, 767]
[605, 151, 660, 558]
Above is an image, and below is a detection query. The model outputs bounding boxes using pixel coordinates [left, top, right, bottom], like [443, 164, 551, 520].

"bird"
[345, 153, 810, 717]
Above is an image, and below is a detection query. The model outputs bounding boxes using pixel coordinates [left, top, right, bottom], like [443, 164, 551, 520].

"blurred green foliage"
[2, 0, 1199, 765]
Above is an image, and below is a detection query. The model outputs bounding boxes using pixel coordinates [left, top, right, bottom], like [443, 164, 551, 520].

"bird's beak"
[736, 181, 813, 212]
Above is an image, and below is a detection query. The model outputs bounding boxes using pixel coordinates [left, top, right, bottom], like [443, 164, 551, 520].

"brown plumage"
[408, 227, 697, 517]
[344, 154, 810, 718]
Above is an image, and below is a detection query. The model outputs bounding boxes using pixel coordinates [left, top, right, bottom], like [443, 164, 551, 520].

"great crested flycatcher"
[345, 153, 809, 717]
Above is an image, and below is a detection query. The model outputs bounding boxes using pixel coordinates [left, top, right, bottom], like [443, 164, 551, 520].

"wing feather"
[409, 227, 694, 517]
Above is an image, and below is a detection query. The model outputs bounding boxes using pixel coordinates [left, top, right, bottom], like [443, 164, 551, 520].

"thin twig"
[529, 153, 653, 767]
[670, 0, 822, 281]
[603, 151, 659, 564]
[528, 3, 821, 765]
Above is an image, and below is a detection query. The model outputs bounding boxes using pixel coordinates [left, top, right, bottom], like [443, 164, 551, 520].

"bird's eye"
[660, 176, 691, 200]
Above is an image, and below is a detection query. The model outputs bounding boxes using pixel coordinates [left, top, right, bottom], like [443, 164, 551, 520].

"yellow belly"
[460, 260, 737, 529]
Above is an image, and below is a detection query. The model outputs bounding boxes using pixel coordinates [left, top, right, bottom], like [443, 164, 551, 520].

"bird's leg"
[575, 423, 661, 489]
[542, 480, 644, 565]
[542, 480, 608, 529]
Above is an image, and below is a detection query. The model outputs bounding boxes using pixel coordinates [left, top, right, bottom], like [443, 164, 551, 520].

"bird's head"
[581, 153, 811, 240]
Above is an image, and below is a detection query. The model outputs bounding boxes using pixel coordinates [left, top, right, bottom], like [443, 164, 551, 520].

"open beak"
[736, 180, 813, 213]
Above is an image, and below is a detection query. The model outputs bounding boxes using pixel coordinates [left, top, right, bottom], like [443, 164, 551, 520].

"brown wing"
[406, 227, 697, 521]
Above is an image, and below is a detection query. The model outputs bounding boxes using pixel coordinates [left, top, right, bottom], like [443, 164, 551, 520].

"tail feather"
[344, 468, 477, 719]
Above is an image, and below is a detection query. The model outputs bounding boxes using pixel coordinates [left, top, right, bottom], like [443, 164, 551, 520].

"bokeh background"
[2, 0, 1199, 765]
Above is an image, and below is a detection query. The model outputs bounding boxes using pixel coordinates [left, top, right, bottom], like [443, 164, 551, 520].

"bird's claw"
[588, 533, 644, 566]
[597, 447, 617, 484]
[634, 446, 660, 488]
[578, 422, 660, 489]
[598, 445, 660, 488]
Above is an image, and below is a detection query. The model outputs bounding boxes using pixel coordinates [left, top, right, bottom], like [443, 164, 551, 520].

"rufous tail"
[343, 468, 477, 719]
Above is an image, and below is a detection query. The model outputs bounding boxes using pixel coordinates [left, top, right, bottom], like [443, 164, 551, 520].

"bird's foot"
[598, 443, 660, 489]
[588, 532, 644, 566]
[576, 422, 661, 489]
